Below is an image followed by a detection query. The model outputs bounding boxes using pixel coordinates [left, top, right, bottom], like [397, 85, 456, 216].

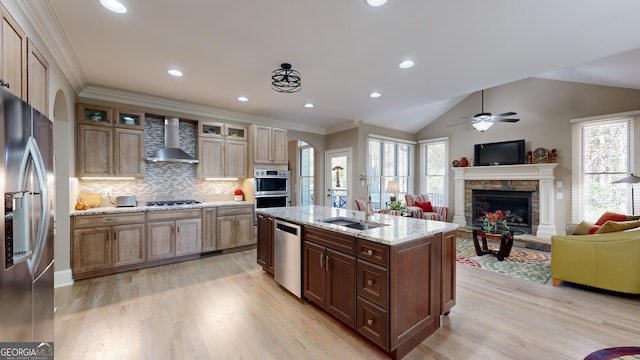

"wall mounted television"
[474, 139, 526, 166]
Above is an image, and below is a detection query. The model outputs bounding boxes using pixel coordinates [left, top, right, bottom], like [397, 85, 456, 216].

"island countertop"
[256, 205, 458, 246]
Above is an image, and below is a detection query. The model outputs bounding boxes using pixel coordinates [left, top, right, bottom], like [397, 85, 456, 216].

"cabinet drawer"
[74, 212, 145, 228]
[147, 209, 202, 221]
[357, 259, 388, 308]
[216, 206, 253, 217]
[357, 240, 388, 266]
[305, 226, 356, 255]
[357, 297, 389, 350]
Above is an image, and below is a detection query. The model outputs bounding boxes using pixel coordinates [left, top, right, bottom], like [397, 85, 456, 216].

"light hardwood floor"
[54, 249, 640, 359]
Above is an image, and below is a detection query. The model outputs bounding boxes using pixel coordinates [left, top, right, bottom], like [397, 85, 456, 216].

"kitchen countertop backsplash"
[72, 117, 253, 211]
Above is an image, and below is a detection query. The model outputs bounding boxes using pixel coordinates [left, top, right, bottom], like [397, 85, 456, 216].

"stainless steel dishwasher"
[274, 219, 302, 298]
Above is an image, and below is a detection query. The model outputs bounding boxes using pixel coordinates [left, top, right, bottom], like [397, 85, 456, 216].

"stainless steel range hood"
[146, 117, 199, 164]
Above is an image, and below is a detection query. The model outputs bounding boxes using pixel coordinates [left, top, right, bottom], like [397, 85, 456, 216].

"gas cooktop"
[145, 200, 201, 206]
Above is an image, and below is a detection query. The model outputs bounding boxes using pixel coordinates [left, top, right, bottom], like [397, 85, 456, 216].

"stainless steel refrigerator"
[0, 87, 54, 342]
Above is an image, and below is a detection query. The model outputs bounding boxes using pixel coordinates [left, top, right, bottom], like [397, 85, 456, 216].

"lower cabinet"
[146, 209, 202, 261]
[216, 205, 254, 249]
[256, 213, 274, 273]
[72, 212, 145, 279]
[201, 207, 218, 252]
[304, 226, 357, 329]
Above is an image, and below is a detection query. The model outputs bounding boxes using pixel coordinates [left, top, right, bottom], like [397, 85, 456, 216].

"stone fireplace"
[452, 164, 558, 239]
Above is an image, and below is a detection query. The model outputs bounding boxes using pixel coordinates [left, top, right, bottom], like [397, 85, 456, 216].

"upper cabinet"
[76, 103, 145, 178]
[27, 39, 48, 116]
[0, 3, 27, 99]
[249, 125, 288, 168]
[198, 121, 247, 178]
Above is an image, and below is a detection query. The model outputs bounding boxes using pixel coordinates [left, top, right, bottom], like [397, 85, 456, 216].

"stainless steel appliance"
[274, 219, 302, 298]
[1, 88, 54, 342]
[254, 169, 289, 195]
[145, 199, 201, 206]
[116, 195, 137, 207]
[254, 169, 290, 220]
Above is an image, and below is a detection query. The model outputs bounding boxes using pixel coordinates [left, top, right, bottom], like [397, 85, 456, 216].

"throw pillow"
[415, 201, 433, 213]
[572, 221, 600, 235]
[595, 211, 640, 226]
[595, 220, 640, 234]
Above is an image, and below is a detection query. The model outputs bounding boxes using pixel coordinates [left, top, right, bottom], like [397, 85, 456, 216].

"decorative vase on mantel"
[460, 157, 469, 167]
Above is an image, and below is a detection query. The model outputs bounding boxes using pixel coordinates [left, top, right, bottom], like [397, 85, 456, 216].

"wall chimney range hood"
[146, 117, 199, 164]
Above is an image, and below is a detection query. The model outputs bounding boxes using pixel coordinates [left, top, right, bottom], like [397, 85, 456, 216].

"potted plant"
[388, 200, 407, 216]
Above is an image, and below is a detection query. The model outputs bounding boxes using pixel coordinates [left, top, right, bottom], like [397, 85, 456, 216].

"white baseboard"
[54, 269, 74, 288]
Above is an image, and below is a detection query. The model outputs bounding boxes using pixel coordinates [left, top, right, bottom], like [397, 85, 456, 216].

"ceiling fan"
[450, 90, 520, 132]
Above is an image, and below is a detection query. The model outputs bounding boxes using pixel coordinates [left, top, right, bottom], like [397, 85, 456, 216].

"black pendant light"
[271, 63, 301, 93]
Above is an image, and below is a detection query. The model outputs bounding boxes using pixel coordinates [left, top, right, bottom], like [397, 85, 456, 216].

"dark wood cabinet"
[303, 226, 357, 329]
[441, 230, 457, 315]
[256, 214, 274, 274]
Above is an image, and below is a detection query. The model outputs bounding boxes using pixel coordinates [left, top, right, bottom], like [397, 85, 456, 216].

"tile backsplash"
[76, 117, 248, 205]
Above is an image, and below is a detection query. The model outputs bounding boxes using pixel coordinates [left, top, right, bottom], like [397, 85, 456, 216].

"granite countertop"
[70, 201, 254, 216]
[257, 205, 458, 246]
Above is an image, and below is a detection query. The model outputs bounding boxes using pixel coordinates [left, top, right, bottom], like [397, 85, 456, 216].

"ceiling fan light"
[367, 0, 388, 7]
[472, 120, 493, 132]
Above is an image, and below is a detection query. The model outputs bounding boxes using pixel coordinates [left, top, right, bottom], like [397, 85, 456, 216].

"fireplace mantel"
[452, 163, 558, 239]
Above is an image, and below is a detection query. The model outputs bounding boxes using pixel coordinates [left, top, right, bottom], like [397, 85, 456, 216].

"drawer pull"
[367, 319, 375, 326]
[366, 249, 373, 255]
[367, 279, 374, 286]
[104, 218, 115, 222]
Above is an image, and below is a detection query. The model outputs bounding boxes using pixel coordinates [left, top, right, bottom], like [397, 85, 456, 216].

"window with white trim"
[367, 137, 413, 210]
[419, 138, 449, 207]
[298, 141, 314, 205]
[572, 117, 635, 222]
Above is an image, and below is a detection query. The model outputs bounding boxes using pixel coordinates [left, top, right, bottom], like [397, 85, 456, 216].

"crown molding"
[325, 120, 360, 134]
[80, 86, 327, 135]
[16, 0, 86, 92]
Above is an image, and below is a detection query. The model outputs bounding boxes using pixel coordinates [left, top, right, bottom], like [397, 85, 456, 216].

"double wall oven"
[254, 169, 290, 215]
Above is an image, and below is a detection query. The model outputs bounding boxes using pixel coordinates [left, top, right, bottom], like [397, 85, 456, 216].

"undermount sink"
[319, 217, 387, 230]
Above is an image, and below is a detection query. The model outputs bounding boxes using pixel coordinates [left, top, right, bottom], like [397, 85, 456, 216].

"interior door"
[325, 148, 352, 209]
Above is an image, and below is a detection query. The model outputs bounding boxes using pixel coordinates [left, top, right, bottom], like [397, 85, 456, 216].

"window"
[298, 141, 314, 205]
[367, 136, 413, 210]
[419, 138, 449, 207]
[572, 117, 636, 222]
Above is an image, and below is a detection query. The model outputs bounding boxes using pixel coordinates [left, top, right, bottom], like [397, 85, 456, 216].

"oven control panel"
[254, 169, 289, 177]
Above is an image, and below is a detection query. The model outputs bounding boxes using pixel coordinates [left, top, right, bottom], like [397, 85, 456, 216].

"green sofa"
[551, 228, 640, 294]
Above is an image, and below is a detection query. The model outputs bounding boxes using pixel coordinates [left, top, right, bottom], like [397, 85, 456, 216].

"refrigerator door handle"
[15, 136, 51, 275]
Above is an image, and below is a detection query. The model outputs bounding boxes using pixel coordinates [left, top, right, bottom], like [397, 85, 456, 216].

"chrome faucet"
[365, 198, 374, 221]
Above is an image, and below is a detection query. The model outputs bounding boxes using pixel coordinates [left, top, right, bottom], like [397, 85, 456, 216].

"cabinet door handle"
[325, 255, 330, 271]
[320, 253, 324, 270]
[367, 279, 374, 286]
[367, 319, 375, 326]
[366, 249, 373, 256]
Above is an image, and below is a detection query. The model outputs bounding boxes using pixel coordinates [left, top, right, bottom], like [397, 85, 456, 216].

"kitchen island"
[256, 205, 458, 360]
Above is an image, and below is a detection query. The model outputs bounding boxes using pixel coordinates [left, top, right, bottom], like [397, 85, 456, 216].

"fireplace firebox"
[472, 190, 532, 233]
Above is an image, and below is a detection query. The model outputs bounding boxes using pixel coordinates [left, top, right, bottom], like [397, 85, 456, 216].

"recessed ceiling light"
[366, 0, 388, 7]
[168, 69, 183, 77]
[398, 60, 415, 69]
[237, 96, 249, 102]
[369, 92, 381, 98]
[304, 103, 314, 108]
[100, 0, 127, 14]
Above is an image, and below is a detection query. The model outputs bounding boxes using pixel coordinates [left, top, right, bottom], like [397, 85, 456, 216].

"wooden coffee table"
[472, 228, 524, 261]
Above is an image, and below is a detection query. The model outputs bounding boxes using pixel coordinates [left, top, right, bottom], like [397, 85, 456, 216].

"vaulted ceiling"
[22, 0, 640, 134]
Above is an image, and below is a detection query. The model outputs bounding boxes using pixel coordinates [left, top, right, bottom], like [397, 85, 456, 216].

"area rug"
[456, 238, 551, 284]
[584, 346, 640, 360]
